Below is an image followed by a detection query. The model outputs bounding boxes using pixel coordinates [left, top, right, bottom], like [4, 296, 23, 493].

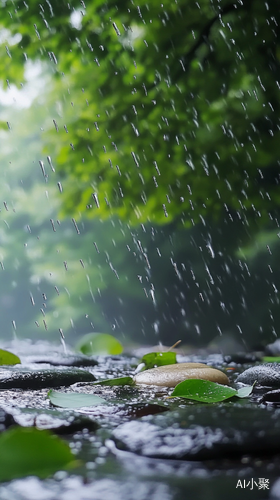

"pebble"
[134, 362, 229, 387]
[0, 408, 16, 432]
[0, 368, 96, 390]
[236, 363, 280, 387]
[23, 355, 98, 367]
[265, 339, 280, 356]
[224, 353, 260, 364]
[259, 389, 280, 405]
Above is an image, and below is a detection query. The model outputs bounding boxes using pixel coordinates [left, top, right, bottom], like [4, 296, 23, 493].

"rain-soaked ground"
[1, 341, 280, 499]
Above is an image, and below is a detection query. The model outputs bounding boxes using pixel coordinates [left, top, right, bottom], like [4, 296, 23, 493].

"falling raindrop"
[131, 151, 139, 167]
[47, 156, 55, 172]
[53, 119, 59, 132]
[92, 193, 100, 208]
[50, 219, 56, 232]
[162, 204, 168, 217]
[112, 21, 121, 36]
[39, 160, 47, 179]
[59, 328, 67, 354]
[72, 218, 80, 234]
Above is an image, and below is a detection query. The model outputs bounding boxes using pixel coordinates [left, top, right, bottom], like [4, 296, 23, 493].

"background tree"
[1, 0, 279, 226]
[0, 0, 280, 348]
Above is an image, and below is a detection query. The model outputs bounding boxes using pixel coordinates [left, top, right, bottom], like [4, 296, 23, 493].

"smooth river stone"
[0, 368, 96, 389]
[236, 363, 280, 387]
[113, 405, 280, 460]
[134, 362, 229, 387]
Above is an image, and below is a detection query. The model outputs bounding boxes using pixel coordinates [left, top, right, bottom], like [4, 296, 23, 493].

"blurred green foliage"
[0, 427, 76, 481]
[0, 0, 280, 227]
[0, 0, 280, 348]
[76, 332, 123, 355]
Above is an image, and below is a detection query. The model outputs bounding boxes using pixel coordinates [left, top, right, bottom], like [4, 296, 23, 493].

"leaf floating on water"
[0, 349, 21, 366]
[75, 332, 123, 355]
[91, 376, 135, 387]
[0, 427, 77, 481]
[48, 389, 107, 408]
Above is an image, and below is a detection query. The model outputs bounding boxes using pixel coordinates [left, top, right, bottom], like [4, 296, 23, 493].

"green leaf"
[171, 379, 238, 403]
[0, 427, 77, 482]
[236, 385, 254, 398]
[91, 376, 135, 386]
[262, 357, 280, 363]
[0, 349, 21, 366]
[48, 389, 107, 408]
[75, 333, 123, 355]
[141, 352, 177, 370]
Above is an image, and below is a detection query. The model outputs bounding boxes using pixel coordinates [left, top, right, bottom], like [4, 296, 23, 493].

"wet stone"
[113, 405, 280, 460]
[0, 407, 16, 432]
[224, 353, 261, 364]
[8, 407, 99, 434]
[265, 339, 280, 356]
[134, 362, 229, 387]
[117, 403, 169, 419]
[22, 354, 98, 368]
[259, 389, 280, 405]
[236, 363, 280, 387]
[0, 368, 96, 390]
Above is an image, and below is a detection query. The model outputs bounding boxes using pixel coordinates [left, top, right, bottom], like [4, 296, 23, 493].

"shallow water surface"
[0, 341, 278, 499]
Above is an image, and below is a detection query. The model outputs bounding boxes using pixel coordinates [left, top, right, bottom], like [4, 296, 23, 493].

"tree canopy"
[1, 0, 280, 228]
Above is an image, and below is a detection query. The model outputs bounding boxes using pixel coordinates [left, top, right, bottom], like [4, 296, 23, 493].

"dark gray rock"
[113, 405, 280, 460]
[258, 388, 280, 405]
[0, 368, 96, 389]
[0, 407, 16, 432]
[265, 339, 280, 356]
[22, 354, 98, 367]
[224, 353, 260, 364]
[236, 363, 280, 387]
[8, 407, 99, 434]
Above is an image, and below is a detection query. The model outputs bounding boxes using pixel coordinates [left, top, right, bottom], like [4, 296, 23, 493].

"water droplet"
[92, 193, 100, 208]
[53, 119, 59, 132]
[112, 21, 121, 36]
[47, 156, 55, 172]
[50, 219, 56, 232]
[72, 218, 80, 234]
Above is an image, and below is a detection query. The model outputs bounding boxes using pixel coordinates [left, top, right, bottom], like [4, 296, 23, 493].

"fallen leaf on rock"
[138, 352, 177, 371]
[171, 379, 253, 403]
